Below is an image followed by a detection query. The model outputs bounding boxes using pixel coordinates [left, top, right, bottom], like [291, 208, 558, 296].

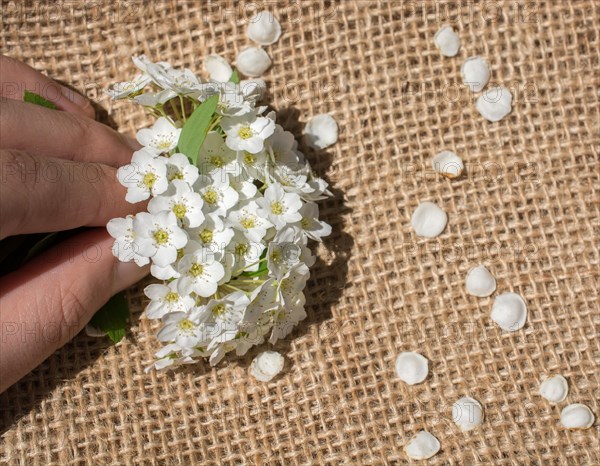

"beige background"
[1, 1, 599, 464]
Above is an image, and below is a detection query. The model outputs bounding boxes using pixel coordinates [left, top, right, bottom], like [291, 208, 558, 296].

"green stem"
[231, 276, 267, 285]
[207, 115, 222, 133]
[179, 95, 189, 123]
[232, 257, 268, 276]
[170, 99, 182, 123]
[222, 283, 246, 293]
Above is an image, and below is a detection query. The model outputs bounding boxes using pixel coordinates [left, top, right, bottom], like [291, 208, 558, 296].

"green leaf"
[177, 94, 219, 164]
[241, 250, 269, 278]
[89, 292, 129, 343]
[229, 69, 240, 84]
[23, 90, 57, 110]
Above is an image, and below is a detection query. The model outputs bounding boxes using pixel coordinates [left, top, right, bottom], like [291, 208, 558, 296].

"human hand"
[0, 55, 148, 393]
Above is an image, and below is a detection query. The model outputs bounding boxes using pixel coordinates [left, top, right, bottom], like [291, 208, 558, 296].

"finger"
[0, 228, 149, 393]
[0, 54, 95, 119]
[0, 150, 146, 239]
[0, 98, 138, 167]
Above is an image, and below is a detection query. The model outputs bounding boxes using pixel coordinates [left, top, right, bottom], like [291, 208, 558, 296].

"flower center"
[143, 172, 157, 188]
[235, 243, 249, 255]
[153, 229, 169, 245]
[172, 203, 187, 219]
[169, 170, 184, 181]
[301, 218, 310, 229]
[199, 229, 213, 244]
[189, 263, 204, 277]
[243, 152, 256, 165]
[202, 189, 218, 205]
[154, 135, 173, 150]
[165, 292, 179, 303]
[271, 201, 285, 215]
[209, 155, 225, 168]
[238, 126, 253, 140]
[270, 250, 282, 263]
[212, 304, 226, 317]
[240, 216, 256, 229]
[178, 319, 194, 331]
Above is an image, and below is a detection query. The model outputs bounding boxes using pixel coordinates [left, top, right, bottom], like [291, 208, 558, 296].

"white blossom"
[166, 153, 200, 185]
[148, 179, 205, 228]
[227, 200, 273, 243]
[144, 281, 194, 319]
[177, 249, 225, 297]
[256, 183, 302, 229]
[106, 215, 149, 266]
[157, 308, 205, 348]
[117, 149, 168, 202]
[132, 211, 188, 267]
[197, 132, 239, 179]
[194, 174, 239, 215]
[293, 202, 332, 242]
[227, 230, 266, 272]
[187, 213, 235, 250]
[221, 113, 275, 154]
[105, 73, 151, 100]
[133, 89, 177, 107]
[136, 117, 181, 154]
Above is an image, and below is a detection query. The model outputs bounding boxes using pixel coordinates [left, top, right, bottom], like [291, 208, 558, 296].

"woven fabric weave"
[1, 1, 599, 464]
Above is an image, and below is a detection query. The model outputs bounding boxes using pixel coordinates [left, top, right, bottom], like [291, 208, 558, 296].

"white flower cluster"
[106, 55, 332, 369]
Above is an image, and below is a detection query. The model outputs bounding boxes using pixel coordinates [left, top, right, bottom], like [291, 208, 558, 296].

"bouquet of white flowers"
[105, 55, 332, 369]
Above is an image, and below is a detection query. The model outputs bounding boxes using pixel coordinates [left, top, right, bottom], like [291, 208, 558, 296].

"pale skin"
[0, 55, 149, 393]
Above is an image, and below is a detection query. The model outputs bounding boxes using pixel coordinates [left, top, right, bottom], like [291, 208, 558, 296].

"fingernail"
[60, 85, 92, 111]
[125, 135, 142, 151]
[112, 261, 149, 295]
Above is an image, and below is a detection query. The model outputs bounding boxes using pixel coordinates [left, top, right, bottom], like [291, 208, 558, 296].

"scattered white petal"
[465, 265, 496, 297]
[431, 150, 463, 179]
[560, 403, 595, 429]
[250, 351, 284, 382]
[540, 375, 569, 403]
[434, 26, 460, 57]
[411, 201, 448, 238]
[462, 56, 490, 92]
[304, 114, 338, 150]
[205, 54, 233, 82]
[404, 431, 440, 460]
[85, 325, 106, 338]
[236, 47, 272, 77]
[476, 86, 513, 122]
[490, 292, 527, 331]
[452, 396, 484, 431]
[247, 11, 282, 45]
[395, 351, 428, 385]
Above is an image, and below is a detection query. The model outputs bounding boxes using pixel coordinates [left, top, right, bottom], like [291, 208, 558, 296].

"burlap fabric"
[1, 0, 598, 464]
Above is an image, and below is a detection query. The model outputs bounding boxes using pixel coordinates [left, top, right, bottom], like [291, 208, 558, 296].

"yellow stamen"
[240, 216, 256, 229]
[172, 203, 187, 219]
[238, 126, 253, 140]
[178, 319, 194, 331]
[203, 189, 218, 205]
[165, 292, 179, 303]
[189, 263, 204, 277]
[153, 229, 169, 245]
[143, 172, 157, 188]
[199, 229, 213, 244]
[271, 201, 285, 215]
